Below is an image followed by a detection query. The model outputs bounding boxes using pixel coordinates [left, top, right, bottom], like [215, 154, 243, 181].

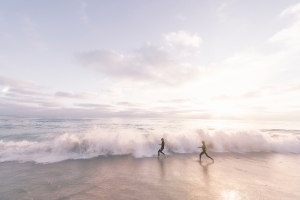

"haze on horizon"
[1, 0, 300, 120]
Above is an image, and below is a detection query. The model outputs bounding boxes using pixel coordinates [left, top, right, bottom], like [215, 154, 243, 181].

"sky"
[0, 0, 300, 120]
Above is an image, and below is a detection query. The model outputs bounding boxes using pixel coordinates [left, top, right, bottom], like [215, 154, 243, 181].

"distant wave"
[0, 128, 299, 163]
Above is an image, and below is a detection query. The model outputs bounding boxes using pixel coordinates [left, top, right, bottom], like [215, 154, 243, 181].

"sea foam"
[0, 128, 299, 163]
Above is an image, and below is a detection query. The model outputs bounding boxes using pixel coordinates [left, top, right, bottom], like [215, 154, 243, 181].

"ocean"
[1, 117, 300, 199]
[1, 117, 299, 163]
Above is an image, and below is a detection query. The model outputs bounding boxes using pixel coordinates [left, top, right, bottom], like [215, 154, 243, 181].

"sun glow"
[207, 101, 243, 118]
[2, 86, 9, 93]
[220, 190, 242, 200]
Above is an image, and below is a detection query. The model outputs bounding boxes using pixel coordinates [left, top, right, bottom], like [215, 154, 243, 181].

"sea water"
[1, 117, 300, 200]
[1, 117, 299, 164]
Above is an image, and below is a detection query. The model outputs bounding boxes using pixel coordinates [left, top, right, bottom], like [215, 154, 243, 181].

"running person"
[158, 138, 166, 157]
[198, 141, 214, 162]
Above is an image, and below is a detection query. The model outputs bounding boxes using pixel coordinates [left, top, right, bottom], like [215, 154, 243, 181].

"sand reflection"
[200, 161, 213, 185]
[200, 162, 213, 173]
[158, 157, 165, 179]
[198, 161, 214, 199]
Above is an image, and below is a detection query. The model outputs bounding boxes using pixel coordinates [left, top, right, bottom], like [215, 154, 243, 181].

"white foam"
[0, 128, 299, 163]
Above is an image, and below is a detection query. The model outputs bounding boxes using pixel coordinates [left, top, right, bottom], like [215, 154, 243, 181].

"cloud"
[175, 14, 187, 21]
[217, 3, 228, 21]
[77, 49, 160, 81]
[158, 99, 191, 103]
[35, 101, 62, 108]
[181, 6, 300, 120]
[28, 98, 63, 108]
[269, 20, 300, 48]
[0, 75, 65, 109]
[218, 3, 228, 11]
[0, 75, 34, 88]
[3, 88, 49, 102]
[164, 30, 202, 47]
[55, 91, 96, 99]
[116, 102, 140, 107]
[133, 43, 172, 68]
[9, 88, 45, 96]
[0, 75, 49, 99]
[280, 3, 300, 18]
[79, 1, 89, 24]
[284, 83, 300, 92]
[210, 95, 234, 101]
[1, 86, 9, 93]
[0, 101, 196, 118]
[75, 103, 112, 109]
[0, 92, 63, 108]
[275, 3, 300, 49]
[164, 31, 202, 57]
[77, 43, 200, 86]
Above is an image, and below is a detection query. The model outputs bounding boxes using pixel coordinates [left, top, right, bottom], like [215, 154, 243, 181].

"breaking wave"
[0, 128, 299, 163]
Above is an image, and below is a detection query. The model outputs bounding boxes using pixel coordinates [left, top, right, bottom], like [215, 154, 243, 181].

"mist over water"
[0, 117, 299, 163]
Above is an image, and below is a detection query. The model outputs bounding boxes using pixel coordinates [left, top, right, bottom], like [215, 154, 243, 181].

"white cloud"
[77, 43, 200, 86]
[217, 3, 228, 21]
[164, 30, 202, 47]
[175, 14, 187, 21]
[269, 20, 300, 48]
[280, 3, 300, 18]
[158, 98, 191, 104]
[276, 3, 300, 44]
[197, 13, 300, 120]
[218, 3, 228, 11]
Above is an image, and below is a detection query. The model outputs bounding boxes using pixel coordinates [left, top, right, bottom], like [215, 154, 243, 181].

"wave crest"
[0, 128, 299, 163]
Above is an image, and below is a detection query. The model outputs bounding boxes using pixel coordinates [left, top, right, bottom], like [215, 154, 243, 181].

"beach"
[1, 152, 300, 200]
[1, 117, 300, 199]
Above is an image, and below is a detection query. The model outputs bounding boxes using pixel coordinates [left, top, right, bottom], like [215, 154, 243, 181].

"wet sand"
[0, 153, 300, 200]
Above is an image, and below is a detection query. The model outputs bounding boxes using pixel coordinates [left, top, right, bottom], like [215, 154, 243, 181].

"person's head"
[202, 141, 205, 144]
[161, 138, 164, 141]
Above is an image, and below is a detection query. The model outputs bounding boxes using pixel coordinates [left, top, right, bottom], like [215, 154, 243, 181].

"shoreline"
[0, 152, 299, 199]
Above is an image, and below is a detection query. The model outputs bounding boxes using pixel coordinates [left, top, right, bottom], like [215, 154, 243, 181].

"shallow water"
[0, 153, 299, 200]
